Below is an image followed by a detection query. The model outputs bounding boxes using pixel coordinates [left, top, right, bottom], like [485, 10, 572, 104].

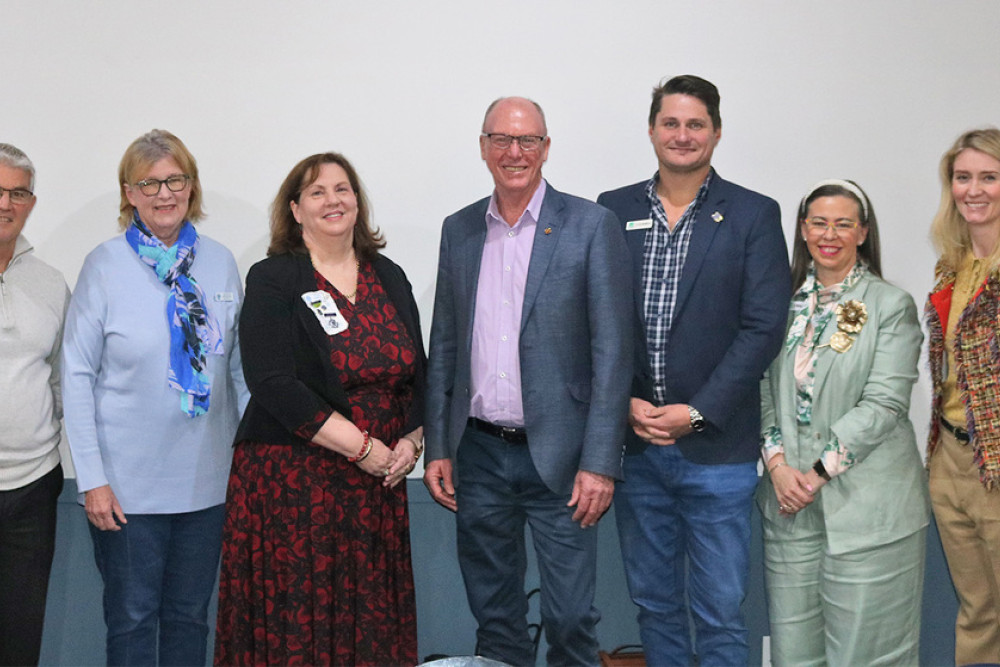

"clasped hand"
[355, 437, 419, 489]
[629, 398, 692, 445]
[769, 457, 828, 515]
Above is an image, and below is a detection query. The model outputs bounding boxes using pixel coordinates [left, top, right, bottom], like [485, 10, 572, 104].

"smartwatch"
[812, 459, 831, 481]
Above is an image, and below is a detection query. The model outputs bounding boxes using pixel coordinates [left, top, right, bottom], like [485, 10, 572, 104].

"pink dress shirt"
[468, 180, 546, 427]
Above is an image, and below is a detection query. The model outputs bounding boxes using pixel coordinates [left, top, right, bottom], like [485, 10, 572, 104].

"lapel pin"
[544, 227, 552, 235]
[712, 211, 723, 223]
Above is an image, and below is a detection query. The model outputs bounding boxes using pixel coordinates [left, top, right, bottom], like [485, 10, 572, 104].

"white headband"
[801, 179, 870, 221]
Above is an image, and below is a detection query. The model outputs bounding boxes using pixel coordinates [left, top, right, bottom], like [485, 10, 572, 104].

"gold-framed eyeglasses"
[482, 133, 546, 151]
[0, 185, 34, 205]
[134, 174, 190, 196]
[805, 217, 859, 234]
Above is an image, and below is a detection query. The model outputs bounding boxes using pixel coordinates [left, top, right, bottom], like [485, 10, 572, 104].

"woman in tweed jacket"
[926, 127, 1000, 666]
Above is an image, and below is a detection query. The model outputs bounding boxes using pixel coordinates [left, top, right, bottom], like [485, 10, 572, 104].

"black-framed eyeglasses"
[134, 174, 191, 196]
[0, 185, 34, 205]
[482, 133, 546, 151]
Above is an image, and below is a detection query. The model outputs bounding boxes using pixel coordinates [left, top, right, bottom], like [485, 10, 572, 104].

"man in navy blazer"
[597, 76, 790, 665]
[424, 97, 632, 665]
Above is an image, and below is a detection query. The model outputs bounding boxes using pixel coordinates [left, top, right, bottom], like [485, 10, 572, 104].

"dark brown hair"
[268, 152, 384, 260]
[790, 180, 882, 291]
[649, 75, 721, 130]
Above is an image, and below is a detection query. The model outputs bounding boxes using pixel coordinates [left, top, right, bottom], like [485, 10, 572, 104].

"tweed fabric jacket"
[926, 261, 1000, 488]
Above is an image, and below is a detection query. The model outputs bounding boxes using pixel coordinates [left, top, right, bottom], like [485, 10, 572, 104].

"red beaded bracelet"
[349, 430, 372, 462]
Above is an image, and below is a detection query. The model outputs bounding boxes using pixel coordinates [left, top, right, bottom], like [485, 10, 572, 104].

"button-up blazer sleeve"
[599, 175, 790, 463]
[236, 253, 425, 446]
[425, 189, 632, 493]
[238, 255, 342, 441]
[758, 275, 930, 553]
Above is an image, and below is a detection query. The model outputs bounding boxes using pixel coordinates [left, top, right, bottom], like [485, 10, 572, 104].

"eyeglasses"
[133, 174, 191, 196]
[804, 217, 859, 234]
[481, 133, 546, 151]
[0, 186, 34, 205]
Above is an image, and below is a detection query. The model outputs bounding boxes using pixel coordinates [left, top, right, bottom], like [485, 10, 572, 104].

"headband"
[800, 179, 869, 221]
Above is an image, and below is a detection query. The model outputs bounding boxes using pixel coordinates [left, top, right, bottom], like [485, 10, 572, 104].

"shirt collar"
[486, 179, 547, 229]
[644, 168, 715, 212]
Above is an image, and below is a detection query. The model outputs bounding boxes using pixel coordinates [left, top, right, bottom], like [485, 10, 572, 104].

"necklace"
[342, 259, 361, 301]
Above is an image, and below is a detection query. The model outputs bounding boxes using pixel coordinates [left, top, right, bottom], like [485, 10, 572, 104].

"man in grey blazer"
[424, 97, 633, 666]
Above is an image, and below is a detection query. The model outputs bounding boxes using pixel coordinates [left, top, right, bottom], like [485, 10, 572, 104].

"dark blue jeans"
[0, 464, 63, 667]
[455, 426, 600, 667]
[615, 445, 757, 667]
[89, 504, 225, 667]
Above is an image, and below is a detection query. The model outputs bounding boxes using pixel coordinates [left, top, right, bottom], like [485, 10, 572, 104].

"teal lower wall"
[40, 480, 956, 665]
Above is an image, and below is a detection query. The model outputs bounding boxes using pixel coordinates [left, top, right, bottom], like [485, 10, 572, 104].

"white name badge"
[301, 290, 348, 335]
[214, 292, 235, 302]
[626, 218, 653, 231]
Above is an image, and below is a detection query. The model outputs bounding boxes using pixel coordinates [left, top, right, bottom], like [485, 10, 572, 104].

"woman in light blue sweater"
[62, 130, 248, 666]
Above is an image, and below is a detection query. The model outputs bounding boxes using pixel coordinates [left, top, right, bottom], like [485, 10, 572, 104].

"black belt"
[940, 417, 970, 443]
[469, 418, 528, 444]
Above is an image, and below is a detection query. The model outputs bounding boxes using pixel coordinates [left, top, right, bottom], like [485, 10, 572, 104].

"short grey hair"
[0, 143, 35, 190]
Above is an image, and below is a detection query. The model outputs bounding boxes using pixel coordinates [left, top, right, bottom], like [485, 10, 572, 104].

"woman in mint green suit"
[757, 179, 929, 665]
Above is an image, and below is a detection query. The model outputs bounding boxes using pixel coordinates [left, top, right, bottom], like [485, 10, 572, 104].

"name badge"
[214, 292, 235, 302]
[626, 218, 653, 231]
[301, 290, 348, 335]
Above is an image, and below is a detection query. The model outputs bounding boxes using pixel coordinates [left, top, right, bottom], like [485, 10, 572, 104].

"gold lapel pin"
[712, 211, 723, 223]
[544, 227, 552, 235]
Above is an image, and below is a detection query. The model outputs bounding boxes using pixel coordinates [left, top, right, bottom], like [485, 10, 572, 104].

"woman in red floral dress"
[215, 153, 425, 666]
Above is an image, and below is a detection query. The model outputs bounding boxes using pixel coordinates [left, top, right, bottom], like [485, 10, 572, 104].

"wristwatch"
[687, 405, 706, 433]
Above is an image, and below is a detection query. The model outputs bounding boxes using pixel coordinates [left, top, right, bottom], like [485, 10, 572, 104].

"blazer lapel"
[293, 255, 336, 353]
[520, 188, 564, 332]
[459, 203, 489, 349]
[810, 340, 837, 402]
[623, 188, 650, 300]
[673, 182, 726, 318]
[811, 276, 872, 397]
[462, 220, 488, 308]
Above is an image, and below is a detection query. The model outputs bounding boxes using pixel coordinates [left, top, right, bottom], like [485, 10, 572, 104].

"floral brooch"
[830, 299, 868, 353]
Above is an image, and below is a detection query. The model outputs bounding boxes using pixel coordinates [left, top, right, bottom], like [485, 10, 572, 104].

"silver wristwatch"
[688, 405, 706, 432]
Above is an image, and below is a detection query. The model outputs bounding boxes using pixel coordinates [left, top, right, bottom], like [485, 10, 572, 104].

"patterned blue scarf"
[126, 212, 223, 416]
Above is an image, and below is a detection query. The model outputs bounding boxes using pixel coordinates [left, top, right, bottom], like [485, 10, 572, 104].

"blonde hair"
[930, 127, 1000, 272]
[117, 129, 204, 229]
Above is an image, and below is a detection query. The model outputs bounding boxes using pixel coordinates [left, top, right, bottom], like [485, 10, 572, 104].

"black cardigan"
[234, 252, 427, 447]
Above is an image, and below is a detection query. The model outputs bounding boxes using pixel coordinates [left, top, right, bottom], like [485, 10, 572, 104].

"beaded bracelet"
[349, 430, 373, 463]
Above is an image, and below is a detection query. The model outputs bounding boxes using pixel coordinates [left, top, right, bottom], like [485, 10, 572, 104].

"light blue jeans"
[615, 445, 757, 666]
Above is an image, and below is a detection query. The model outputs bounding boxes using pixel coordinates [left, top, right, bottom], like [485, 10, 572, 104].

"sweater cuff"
[294, 408, 335, 443]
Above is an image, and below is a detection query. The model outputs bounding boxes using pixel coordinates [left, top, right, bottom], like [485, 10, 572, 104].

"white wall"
[5, 0, 999, 475]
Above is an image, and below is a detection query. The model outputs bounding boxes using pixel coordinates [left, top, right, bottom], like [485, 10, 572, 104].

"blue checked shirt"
[642, 169, 714, 404]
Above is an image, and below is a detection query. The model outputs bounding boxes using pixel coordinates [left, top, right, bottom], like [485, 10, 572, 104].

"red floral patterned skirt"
[214, 442, 417, 666]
